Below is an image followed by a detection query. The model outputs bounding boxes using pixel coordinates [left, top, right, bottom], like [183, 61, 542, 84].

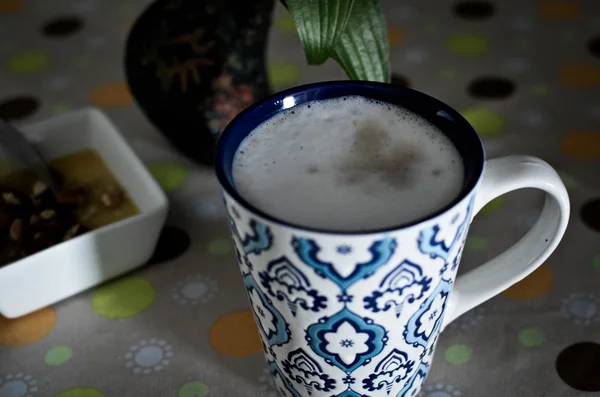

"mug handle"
[441, 155, 570, 330]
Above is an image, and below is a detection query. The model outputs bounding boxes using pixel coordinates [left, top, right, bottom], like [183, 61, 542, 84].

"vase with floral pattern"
[125, 0, 275, 165]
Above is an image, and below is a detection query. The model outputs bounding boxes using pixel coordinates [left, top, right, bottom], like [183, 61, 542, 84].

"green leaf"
[332, 0, 390, 82]
[285, 0, 356, 65]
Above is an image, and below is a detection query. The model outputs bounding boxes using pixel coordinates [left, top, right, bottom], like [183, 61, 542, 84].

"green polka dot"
[424, 22, 439, 33]
[74, 56, 91, 68]
[466, 236, 487, 251]
[516, 38, 532, 51]
[53, 104, 72, 115]
[7, 51, 49, 74]
[92, 276, 155, 319]
[268, 62, 300, 88]
[55, 388, 106, 397]
[446, 34, 489, 55]
[531, 84, 550, 96]
[274, 13, 296, 33]
[560, 30, 577, 42]
[445, 344, 472, 365]
[179, 381, 210, 397]
[148, 162, 188, 192]
[117, 3, 136, 16]
[208, 238, 232, 255]
[479, 196, 504, 216]
[559, 172, 578, 189]
[517, 327, 545, 347]
[45, 346, 73, 366]
[593, 255, 600, 270]
[0, 42, 13, 54]
[461, 107, 505, 138]
[439, 69, 457, 80]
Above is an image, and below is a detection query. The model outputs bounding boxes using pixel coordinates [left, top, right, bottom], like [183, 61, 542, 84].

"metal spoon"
[0, 119, 59, 191]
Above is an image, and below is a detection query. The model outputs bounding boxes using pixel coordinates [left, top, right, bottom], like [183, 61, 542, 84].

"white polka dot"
[509, 18, 535, 31]
[0, 374, 37, 397]
[73, 0, 100, 12]
[505, 57, 531, 73]
[449, 306, 485, 330]
[85, 36, 107, 49]
[196, 201, 222, 219]
[135, 346, 163, 367]
[45, 76, 72, 91]
[125, 339, 173, 374]
[420, 383, 461, 397]
[394, 5, 417, 20]
[181, 281, 208, 300]
[563, 293, 600, 325]
[172, 274, 218, 305]
[520, 110, 549, 128]
[403, 47, 429, 63]
[257, 368, 278, 397]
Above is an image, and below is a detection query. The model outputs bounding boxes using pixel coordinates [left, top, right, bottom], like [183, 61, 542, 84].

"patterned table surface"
[1, 0, 600, 396]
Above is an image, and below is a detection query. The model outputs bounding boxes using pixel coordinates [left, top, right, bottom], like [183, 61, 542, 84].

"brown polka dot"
[580, 198, 600, 233]
[0, 96, 40, 121]
[503, 264, 553, 300]
[391, 74, 410, 88]
[559, 63, 600, 88]
[0, 0, 24, 15]
[42, 16, 83, 37]
[146, 226, 191, 265]
[387, 27, 405, 47]
[560, 131, 600, 160]
[556, 342, 600, 391]
[589, 37, 600, 59]
[90, 81, 132, 107]
[468, 76, 515, 99]
[209, 310, 262, 357]
[0, 307, 56, 346]
[453, 1, 495, 20]
[540, 1, 580, 20]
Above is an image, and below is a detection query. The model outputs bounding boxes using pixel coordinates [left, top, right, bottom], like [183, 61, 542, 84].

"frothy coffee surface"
[232, 96, 464, 231]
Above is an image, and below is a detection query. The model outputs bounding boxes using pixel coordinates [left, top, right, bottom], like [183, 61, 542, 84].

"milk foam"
[232, 96, 465, 231]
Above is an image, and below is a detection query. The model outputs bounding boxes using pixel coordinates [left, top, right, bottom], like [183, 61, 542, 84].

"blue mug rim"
[215, 80, 485, 235]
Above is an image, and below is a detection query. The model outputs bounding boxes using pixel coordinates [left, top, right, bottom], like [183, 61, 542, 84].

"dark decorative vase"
[125, 0, 275, 166]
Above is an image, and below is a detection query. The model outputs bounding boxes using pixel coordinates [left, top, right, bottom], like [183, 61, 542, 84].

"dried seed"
[30, 215, 39, 224]
[9, 219, 23, 242]
[63, 224, 80, 241]
[40, 209, 56, 219]
[57, 185, 89, 206]
[79, 205, 97, 222]
[100, 185, 124, 209]
[3, 192, 21, 205]
[100, 193, 111, 207]
[32, 180, 48, 197]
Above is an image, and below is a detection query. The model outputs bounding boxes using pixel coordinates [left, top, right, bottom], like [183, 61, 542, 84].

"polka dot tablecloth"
[1, 0, 600, 396]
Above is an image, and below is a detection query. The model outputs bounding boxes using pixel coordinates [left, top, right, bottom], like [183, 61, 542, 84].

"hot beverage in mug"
[215, 82, 569, 397]
[233, 96, 464, 231]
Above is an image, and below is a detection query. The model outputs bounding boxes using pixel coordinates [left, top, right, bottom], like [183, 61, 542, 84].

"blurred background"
[0, 0, 599, 396]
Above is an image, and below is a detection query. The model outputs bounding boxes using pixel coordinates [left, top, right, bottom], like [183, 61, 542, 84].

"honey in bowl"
[0, 148, 139, 267]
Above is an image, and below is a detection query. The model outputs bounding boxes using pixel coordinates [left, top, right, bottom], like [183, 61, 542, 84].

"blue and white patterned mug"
[215, 82, 570, 397]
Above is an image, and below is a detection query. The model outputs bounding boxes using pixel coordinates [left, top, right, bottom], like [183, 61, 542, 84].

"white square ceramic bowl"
[0, 108, 168, 318]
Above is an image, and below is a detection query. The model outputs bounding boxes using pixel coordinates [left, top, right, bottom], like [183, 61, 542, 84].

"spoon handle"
[0, 119, 58, 191]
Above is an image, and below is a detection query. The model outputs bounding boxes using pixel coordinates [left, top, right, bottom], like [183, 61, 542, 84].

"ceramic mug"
[215, 81, 570, 397]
